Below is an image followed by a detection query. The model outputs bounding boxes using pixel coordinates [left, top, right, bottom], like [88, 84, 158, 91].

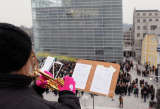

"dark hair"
[157, 89, 160, 109]
[0, 23, 32, 73]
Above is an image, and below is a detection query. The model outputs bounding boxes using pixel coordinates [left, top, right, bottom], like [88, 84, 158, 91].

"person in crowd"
[128, 83, 132, 96]
[140, 79, 144, 88]
[137, 68, 141, 76]
[135, 86, 139, 98]
[133, 84, 137, 97]
[119, 95, 123, 108]
[145, 63, 149, 71]
[156, 89, 160, 109]
[146, 83, 150, 99]
[115, 83, 121, 95]
[119, 83, 123, 95]
[130, 61, 133, 70]
[155, 68, 158, 82]
[150, 85, 155, 101]
[81, 91, 84, 96]
[135, 78, 138, 84]
[124, 83, 128, 96]
[0, 23, 81, 109]
[142, 70, 146, 77]
[152, 65, 156, 75]
[141, 85, 144, 99]
[143, 85, 148, 102]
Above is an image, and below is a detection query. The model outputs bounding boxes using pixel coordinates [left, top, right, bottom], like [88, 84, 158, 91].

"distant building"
[123, 27, 135, 57]
[31, 0, 123, 62]
[141, 34, 158, 67]
[133, 9, 160, 61]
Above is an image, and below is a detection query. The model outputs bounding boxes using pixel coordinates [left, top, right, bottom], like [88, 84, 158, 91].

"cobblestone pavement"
[44, 91, 149, 109]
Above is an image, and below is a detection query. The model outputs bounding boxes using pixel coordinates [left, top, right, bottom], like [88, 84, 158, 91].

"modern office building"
[133, 9, 160, 61]
[32, 0, 123, 62]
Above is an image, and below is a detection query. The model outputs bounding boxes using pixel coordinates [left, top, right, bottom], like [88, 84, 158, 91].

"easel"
[89, 93, 95, 109]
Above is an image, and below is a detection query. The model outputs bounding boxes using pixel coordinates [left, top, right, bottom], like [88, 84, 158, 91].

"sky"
[0, 0, 160, 27]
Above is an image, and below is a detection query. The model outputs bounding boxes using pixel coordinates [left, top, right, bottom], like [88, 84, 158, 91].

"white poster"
[90, 65, 116, 95]
[40, 56, 55, 72]
[72, 63, 92, 89]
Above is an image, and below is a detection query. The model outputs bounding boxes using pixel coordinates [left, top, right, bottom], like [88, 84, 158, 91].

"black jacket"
[0, 74, 81, 109]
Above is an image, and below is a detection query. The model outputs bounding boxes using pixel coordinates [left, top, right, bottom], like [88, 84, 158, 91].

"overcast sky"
[0, 0, 160, 27]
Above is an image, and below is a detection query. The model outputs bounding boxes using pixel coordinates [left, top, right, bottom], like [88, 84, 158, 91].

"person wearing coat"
[0, 23, 81, 109]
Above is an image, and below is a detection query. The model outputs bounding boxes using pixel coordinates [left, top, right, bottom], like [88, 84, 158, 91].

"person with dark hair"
[124, 83, 128, 96]
[143, 85, 148, 102]
[119, 95, 123, 108]
[156, 89, 160, 109]
[0, 23, 81, 109]
[128, 84, 132, 96]
[155, 68, 158, 82]
[150, 85, 155, 101]
[135, 87, 139, 98]
[133, 85, 138, 97]
[135, 78, 138, 84]
[141, 85, 144, 99]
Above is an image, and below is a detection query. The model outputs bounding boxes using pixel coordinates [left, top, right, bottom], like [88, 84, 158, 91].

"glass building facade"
[32, 0, 123, 62]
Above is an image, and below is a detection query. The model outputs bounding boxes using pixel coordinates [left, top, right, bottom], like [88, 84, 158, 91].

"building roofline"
[136, 10, 159, 12]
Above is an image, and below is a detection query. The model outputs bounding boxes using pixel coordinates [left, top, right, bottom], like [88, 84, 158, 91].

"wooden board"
[73, 59, 120, 97]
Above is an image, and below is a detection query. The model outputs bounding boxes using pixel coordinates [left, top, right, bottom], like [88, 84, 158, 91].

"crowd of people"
[115, 60, 132, 96]
[136, 62, 158, 80]
[39, 57, 159, 108]
[1, 22, 160, 109]
[39, 57, 76, 77]
[55, 60, 75, 77]
[40, 57, 157, 103]
[115, 59, 156, 105]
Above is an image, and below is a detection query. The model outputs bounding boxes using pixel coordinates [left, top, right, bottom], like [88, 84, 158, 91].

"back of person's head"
[0, 23, 32, 74]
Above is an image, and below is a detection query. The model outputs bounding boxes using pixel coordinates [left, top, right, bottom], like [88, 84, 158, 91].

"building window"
[137, 13, 140, 16]
[143, 19, 146, 23]
[150, 25, 157, 30]
[137, 33, 140, 38]
[149, 13, 152, 16]
[149, 19, 152, 22]
[137, 26, 140, 30]
[155, 13, 158, 16]
[156, 19, 159, 21]
[143, 13, 146, 16]
[137, 19, 140, 23]
[95, 50, 104, 56]
[143, 26, 147, 30]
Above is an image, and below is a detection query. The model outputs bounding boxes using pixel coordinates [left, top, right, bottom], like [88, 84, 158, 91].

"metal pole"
[93, 95, 94, 109]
